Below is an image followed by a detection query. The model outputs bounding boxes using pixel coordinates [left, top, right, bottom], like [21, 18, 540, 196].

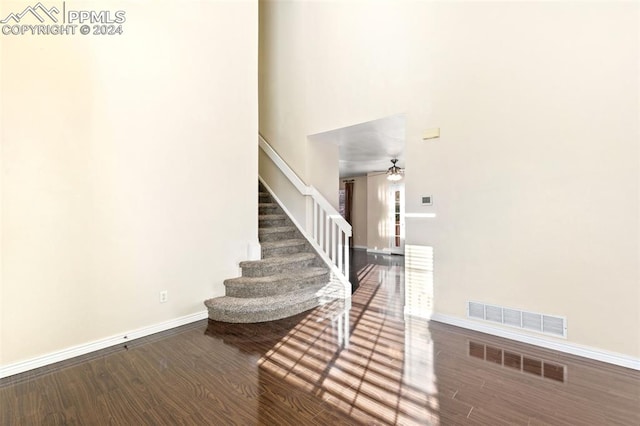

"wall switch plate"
[159, 291, 168, 303]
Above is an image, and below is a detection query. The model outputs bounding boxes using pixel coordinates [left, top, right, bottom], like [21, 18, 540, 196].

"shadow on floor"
[349, 248, 404, 293]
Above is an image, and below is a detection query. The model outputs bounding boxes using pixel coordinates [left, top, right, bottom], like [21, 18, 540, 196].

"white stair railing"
[259, 135, 352, 285]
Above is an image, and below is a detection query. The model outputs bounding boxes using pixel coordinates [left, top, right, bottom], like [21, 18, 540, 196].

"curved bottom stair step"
[205, 288, 327, 323]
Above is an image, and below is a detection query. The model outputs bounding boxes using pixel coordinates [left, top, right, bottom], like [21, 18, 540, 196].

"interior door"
[390, 184, 405, 254]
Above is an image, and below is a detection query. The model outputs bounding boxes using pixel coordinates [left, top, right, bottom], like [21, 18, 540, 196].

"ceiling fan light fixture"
[386, 158, 404, 181]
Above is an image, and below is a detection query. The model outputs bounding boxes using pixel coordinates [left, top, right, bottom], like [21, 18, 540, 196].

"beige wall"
[259, 0, 310, 181]
[259, 0, 639, 358]
[308, 140, 339, 209]
[366, 173, 393, 253]
[1, 0, 258, 365]
[411, 1, 639, 358]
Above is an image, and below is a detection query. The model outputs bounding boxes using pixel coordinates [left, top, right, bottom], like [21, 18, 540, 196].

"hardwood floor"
[1, 250, 638, 425]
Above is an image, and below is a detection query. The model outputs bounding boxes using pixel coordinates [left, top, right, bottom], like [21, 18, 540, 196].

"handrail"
[259, 134, 352, 287]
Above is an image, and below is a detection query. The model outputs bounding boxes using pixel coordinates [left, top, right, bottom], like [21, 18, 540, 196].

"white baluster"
[337, 229, 343, 272]
[319, 209, 324, 250]
[344, 235, 350, 278]
[325, 215, 330, 257]
[313, 201, 318, 241]
[332, 222, 337, 263]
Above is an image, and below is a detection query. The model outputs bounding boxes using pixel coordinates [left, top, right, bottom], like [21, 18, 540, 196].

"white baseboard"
[428, 313, 640, 371]
[353, 245, 368, 250]
[366, 248, 391, 254]
[0, 310, 208, 379]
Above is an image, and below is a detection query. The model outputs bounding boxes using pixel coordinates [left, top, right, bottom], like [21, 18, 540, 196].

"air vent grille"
[467, 301, 566, 338]
[543, 315, 566, 337]
[468, 302, 484, 319]
[503, 308, 521, 327]
[485, 305, 503, 323]
[523, 312, 542, 331]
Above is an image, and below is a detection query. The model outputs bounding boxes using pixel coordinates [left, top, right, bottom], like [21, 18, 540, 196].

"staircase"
[204, 184, 343, 323]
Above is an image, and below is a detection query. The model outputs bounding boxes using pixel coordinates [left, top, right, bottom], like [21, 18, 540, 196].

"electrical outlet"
[159, 290, 168, 303]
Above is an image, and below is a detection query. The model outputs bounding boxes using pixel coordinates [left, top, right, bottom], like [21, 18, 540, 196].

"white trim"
[0, 311, 208, 379]
[247, 240, 261, 261]
[353, 245, 368, 250]
[405, 213, 437, 218]
[429, 313, 640, 371]
[366, 248, 392, 254]
[258, 135, 311, 196]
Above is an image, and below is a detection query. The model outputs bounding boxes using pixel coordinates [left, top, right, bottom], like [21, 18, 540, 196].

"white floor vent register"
[468, 301, 567, 338]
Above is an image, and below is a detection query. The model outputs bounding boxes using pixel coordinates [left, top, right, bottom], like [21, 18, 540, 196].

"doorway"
[308, 113, 406, 256]
[389, 183, 405, 255]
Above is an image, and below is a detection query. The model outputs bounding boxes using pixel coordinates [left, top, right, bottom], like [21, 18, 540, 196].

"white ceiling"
[309, 114, 406, 178]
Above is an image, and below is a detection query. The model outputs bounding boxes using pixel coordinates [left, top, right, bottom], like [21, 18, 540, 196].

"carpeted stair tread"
[224, 267, 329, 297]
[258, 203, 278, 208]
[259, 214, 286, 220]
[258, 214, 288, 226]
[239, 252, 314, 268]
[258, 226, 297, 235]
[239, 252, 316, 277]
[260, 239, 306, 250]
[258, 225, 299, 242]
[259, 193, 272, 203]
[225, 267, 328, 285]
[204, 288, 322, 323]
[258, 203, 279, 212]
[261, 238, 307, 258]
